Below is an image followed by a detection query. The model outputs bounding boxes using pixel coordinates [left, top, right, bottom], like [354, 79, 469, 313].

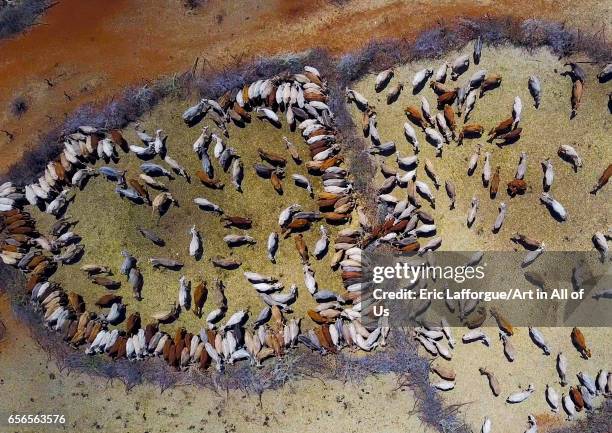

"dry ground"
[348, 44, 611, 430]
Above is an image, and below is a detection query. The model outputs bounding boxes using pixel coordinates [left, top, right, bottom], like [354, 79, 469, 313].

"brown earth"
[0, 0, 610, 176]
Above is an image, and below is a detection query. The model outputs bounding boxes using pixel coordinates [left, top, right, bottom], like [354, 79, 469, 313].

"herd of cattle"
[342, 41, 611, 429]
[0, 39, 611, 429]
[0, 64, 391, 373]
[347, 56, 610, 259]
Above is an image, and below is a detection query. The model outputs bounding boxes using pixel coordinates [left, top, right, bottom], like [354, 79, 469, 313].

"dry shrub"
[183, 0, 204, 9]
[2, 130, 62, 186]
[9, 94, 29, 117]
[0, 0, 52, 39]
[549, 400, 612, 433]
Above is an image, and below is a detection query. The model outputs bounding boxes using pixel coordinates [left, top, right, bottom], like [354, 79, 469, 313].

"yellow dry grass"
[32, 96, 349, 334]
[348, 45, 611, 252]
[348, 44, 612, 429]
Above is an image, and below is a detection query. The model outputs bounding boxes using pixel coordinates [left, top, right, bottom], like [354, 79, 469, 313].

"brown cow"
[221, 215, 252, 229]
[233, 103, 252, 122]
[95, 294, 122, 308]
[25, 273, 41, 292]
[458, 123, 484, 146]
[490, 306, 514, 336]
[66, 320, 80, 342]
[125, 312, 141, 336]
[320, 212, 349, 224]
[199, 348, 210, 370]
[307, 309, 332, 324]
[27, 254, 47, 269]
[320, 325, 337, 353]
[270, 172, 283, 194]
[317, 197, 339, 209]
[109, 336, 127, 359]
[443, 104, 456, 135]
[571, 80, 583, 118]
[258, 148, 287, 166]
[304, 91, 327, 103]
[266, 86, 277, 107]
[173, 327, 186, 348]
[282, 218, 310, 237]
[361, 110, 371, 136]
[479, 74, 502, 97]
[490, 166, 501, 199]
[306, 155, 343, 173]
[271, 305, 284, 327]
[9, 226, 36, 235]
[404, 105, 426, 129]
[398, 241, 420, 253]
[167, 343, 178, 368]
[429, 81, 454, 95]
[309, 145, 330, 160]
[511, 233, 543, 250]
[67, 292, 85, 314]
[437, 90, 458, 108]
[6, 220, 28, 231]
[144, 323, 158, 345]
[265, 331, 283, 357]
[91, 276, 121, 289]
[110, 130, 129, 153]
[591, 163, 611, 194]
[195, 170, 224, 189]
[304, 71, 323, 86]
[495, 128, 522, 145]
[52, 160, 67, 181]
[86, 322, 103, 344]
[128, 178, 150, 204]
[569, 386, 584, 411]
[387, 219, 409, 234]
[571, 327, 591, 358]
[342, 271, 362, 281]
[162, 338, 172, 361]
[183, 332, 193, 350]
[488, 117, 513, 142]
[193, 280, 208, 318]
[318, 192, 341, 200]
[294, 234, 309, 263]
[315, 326, 336, 353]
[507, 178, 527, 196]
[241, 85, 250, 106]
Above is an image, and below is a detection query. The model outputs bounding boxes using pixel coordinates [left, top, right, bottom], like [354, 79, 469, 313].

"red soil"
[0, 0, 608, 174]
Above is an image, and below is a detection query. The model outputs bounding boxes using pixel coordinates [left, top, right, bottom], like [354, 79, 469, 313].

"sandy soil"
[0, 294, 437, 433]
[1, 0, 611, 176]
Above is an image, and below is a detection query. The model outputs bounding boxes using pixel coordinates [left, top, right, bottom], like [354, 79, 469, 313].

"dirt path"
[0, 0, 610, 175]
